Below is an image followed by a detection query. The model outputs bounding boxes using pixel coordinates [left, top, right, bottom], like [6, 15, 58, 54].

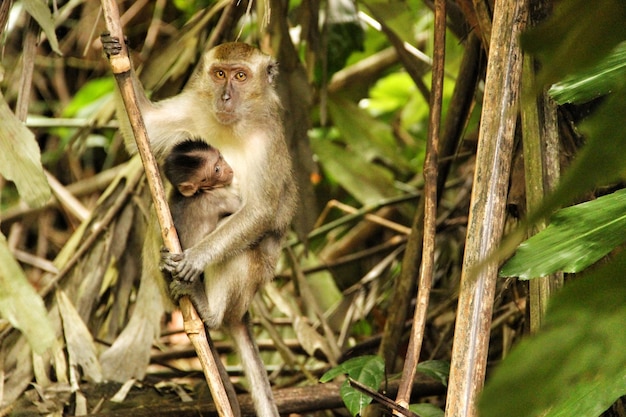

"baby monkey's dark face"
[164, 139, 234, 197]
[197, 151, 233, 191]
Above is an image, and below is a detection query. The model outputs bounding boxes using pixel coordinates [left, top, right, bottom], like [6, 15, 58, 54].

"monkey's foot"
[100, 32, 122, 57]
[169, 279, 196, 301]
[160, 247, 203, 283]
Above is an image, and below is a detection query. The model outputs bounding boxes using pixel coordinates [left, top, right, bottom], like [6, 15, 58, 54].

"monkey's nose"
[222, 92, 231, 101]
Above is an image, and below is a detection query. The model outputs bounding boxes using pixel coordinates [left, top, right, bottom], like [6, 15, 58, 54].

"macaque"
[163, 138, 240, 250]
[103, 35, 297, 417]
[163, 138, 241, 312]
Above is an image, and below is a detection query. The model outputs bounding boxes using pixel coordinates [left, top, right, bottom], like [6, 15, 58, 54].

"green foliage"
[409, 403, 444, 417]
[482, 250, 626, 417]
[417, 360, 450, 387]
[320, 355, 385, 416]
[500, 189, 626, 279]
[522, 0, 626, 88]
[486, 3, 626, 416]
[549, 42, 626, 105]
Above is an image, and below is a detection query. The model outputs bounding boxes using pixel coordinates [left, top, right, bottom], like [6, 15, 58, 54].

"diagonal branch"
[99, 2, 236, 416]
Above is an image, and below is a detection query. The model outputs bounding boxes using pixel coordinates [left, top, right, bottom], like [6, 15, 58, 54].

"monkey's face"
[209, 64, 252, 124]
[197, 152, 234, 191]
[195, 42, 279, 126]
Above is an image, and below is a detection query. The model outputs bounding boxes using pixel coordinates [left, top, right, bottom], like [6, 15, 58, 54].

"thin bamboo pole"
[444, 0, 527, 415]
[99, 2, 235, 416]
[393, 0, 445, 412]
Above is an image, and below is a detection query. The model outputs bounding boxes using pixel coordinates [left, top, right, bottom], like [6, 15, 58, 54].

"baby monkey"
[163, 138, 241, 307]
[164, 138, 240, 249]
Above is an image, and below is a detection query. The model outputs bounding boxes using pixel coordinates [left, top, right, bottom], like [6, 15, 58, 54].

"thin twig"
[394, 0, 445, 412]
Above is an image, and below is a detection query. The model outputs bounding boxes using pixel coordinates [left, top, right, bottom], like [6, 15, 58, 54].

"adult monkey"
[103, 35, 297, 417]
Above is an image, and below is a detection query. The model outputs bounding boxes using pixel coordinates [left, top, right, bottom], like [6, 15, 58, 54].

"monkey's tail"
[230, 319, 280, 417]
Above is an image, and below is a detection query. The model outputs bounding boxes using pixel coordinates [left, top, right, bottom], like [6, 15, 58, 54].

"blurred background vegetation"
[1, 0, 625, 416]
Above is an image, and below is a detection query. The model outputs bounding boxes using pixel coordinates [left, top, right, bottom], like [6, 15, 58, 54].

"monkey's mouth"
[215, 111, 238, 124]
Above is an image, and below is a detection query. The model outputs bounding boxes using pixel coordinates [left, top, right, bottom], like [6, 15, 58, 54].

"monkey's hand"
[160, 248, 203, 283]
[100, 31, 123, 58]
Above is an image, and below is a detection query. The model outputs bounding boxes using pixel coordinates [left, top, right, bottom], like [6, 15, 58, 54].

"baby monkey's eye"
[215, 70, 226, 79]
[235, 71, 247, 81]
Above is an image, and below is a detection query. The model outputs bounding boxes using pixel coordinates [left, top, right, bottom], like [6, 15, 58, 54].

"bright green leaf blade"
[23, 0, 62, 55]
[522, 0, 626, 88]
[549, 42, 626, 104]
[481, 251, 626, 417]
[320, 355, 381, 382]
[501, 189, 626, 279]
[0, 94, 51, 208]
[320, 355, 385, 416]
[0, 234, 55, 354]
[346, 356, 385, 416]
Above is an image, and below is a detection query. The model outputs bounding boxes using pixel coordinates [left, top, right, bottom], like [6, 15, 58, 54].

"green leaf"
[0, 94, 51, 208]
[522, 88, 626, 224]
[481, 250, 626, 417]
[409, 403, 445, 417]
[311, 135, 398, 205]
[320, 355, 385, 416]
[522, 0, 626, 88]
[23, 0, 61, 55]
[417, 360, 450, 387]
[62, 77, 116, 118]
[0, 234, 55, 354]
[328, 95, 413, 173]
[500, 189, 626, 279]
[320, 355, 382, 382]
[549, 42, 626, 104]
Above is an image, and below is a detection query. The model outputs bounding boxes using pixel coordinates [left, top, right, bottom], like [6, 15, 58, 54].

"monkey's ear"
[179, 182, 198, 197]
[267, 62, 279, 84]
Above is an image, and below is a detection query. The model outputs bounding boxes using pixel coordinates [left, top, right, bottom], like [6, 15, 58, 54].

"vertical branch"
[521, 6, 563, 334]
[444, 0, 526, 416]
[394, 0, 445, 411]
[99, 2, 236, 417]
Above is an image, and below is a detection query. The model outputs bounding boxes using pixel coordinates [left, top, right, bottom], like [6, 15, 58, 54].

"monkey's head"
[164, 139, 234, 197]
[190, 42, 280, 125]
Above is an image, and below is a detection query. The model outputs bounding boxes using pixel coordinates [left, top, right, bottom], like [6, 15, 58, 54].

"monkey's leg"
[229, 316, 280, 417]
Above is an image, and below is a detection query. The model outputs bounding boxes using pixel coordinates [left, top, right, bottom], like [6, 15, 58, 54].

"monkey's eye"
[214, 70, 226, 79]
[215, 165, 221, 173]
[234, 71, 247, 81]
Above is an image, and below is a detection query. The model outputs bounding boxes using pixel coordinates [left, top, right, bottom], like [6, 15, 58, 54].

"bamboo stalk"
[99, 2, 235, 416]
[444, 0, 526, 416]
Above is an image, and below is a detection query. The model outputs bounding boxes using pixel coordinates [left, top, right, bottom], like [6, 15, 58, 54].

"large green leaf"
[481, 250, 626, 417]
[0, 234, 55, 354]
[522, 0, 626, 88]
[500, 188, 626, 279]
[549, 42, 626, 105]
[0, 94, 50, 208]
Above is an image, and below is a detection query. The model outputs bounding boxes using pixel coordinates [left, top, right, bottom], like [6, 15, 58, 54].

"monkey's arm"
[162, 171, 295, 282]
[102, 33, 197, 159]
